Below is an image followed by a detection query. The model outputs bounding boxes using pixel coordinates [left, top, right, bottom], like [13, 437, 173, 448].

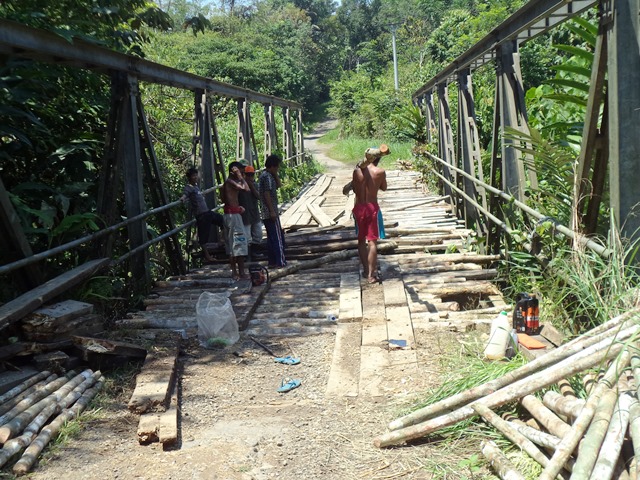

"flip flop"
[277, 378, 301, 393]
[274, 356, 301, 365]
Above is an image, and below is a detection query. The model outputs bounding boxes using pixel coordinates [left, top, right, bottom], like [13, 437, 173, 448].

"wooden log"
[269, 241, 398, 282]
[0, 258, 109, 331]
[72, 335, 147, 358]
[539, 350, 631, 480]
[543, 391, 586, 420]
[590, 392, 634, 480]
[556, 378, 577, 398]
[374, 339, 626, 448]
[571, 387, 618, 478]
[12, 377, 104, 475]
[0, 371, 51, 406]
[520, 395, 572, 438]
[473, 404, 566, 478]
[0, 369, 93, 443]
[481, 440, 526, 480]
[386, 317, 639, 432]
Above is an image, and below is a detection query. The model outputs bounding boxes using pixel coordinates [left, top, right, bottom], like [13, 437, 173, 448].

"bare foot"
[367, 276, 379, 284]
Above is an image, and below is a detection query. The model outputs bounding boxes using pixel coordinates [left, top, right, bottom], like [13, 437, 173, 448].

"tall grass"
[317, 128, 415, 169]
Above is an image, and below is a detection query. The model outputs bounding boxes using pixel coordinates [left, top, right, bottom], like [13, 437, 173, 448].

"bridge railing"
[0, 19, 306, 311]
[412, 0, 640, 252]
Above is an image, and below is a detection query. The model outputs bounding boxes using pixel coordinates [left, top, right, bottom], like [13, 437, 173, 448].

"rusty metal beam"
[0, 19, 301, 109]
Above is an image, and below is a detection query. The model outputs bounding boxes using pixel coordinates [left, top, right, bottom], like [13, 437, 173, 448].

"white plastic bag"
[196, 291, 239, 348]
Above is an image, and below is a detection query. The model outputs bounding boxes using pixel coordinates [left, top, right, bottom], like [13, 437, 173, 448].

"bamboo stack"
[0, 368, 103, 475]
[374, 309, 640, 479]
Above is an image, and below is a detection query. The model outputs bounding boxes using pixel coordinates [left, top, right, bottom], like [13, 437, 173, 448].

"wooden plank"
[158, 378, 179, 448]
[359, 346, 388, 398]
[137, 412, 160, 444]
[325, 323, 361, 398]
[72, 335, 147, 358]
[382, 277, 407, 307]
[386, 305, 415, 350]
[307, 203, 335, 227]
[362, 322, 388, 346]
[21, 300, 94, 331]
[128, 340, 179, 414]
[338, 274, 361, 322]
[0, 258, 110, 331]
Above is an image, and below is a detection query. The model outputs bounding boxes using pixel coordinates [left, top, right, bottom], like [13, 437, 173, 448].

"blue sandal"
[277, 378, 301, 393]
[274, 356, 301, 365]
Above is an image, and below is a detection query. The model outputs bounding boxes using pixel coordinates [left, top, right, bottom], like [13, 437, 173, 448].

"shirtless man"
[222, 161, 250, 280]
[352, 147, 388, 284]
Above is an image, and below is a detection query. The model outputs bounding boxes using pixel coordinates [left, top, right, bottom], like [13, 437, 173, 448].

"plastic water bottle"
[484, 311, 510, 360]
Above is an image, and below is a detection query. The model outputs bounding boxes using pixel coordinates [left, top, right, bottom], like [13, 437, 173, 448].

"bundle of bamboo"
[374, 309, 640, 479]
[0, 368, 103, 475]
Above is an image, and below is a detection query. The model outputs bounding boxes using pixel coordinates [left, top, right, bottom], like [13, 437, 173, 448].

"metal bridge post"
[437, 84, 461, 217]
[424, 92, 437, 145]
[193, 89, 218, 205]
[608, 0, 640, 239]
[457, 69, 488, 231]
[283, 107, 295, 161]
[118, 75, 149, 283]
[264, 103, 278, 162]
[237, 98, 253, 163]
[574, 9, 610, 235]
[496, 41, 537, 201]
[296, 109, 305, 165]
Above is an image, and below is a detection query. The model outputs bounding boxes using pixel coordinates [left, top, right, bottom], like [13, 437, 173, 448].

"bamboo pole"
[521, 395, 572, 438]
[508, 421, 561, 449]
[0, 371, 51, 406]
[13, 376, 104, 475]
[540, 350, 631, 480]
[629, 399, 640, 480]
[589, 392, 634, 480]
[543, 391, 586, 420]
[0, 373, 68, 427]
[570, 388, 619, 478]
[481, 440, 526, 480]
[375, 340, 626, 447]
[386, 317, 639, 432]
[0, 374, 57, 418]
[0, 370, 93, 443]
[473, 404, 567, 479]
[0, 372, 97, 468]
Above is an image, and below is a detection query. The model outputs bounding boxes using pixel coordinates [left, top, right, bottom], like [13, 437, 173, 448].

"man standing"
[181, 167, 223, 263]
[222, 161, 250, 280]
[352, 145, 389, 283]
[238, 164, 263, 260]
[258, 154, 286, 268]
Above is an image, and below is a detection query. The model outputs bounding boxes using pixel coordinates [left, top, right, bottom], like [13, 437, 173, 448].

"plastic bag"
[196, 291, 239, 348]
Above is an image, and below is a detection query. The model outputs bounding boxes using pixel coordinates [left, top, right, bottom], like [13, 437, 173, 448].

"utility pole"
[390, 24, 399, 91]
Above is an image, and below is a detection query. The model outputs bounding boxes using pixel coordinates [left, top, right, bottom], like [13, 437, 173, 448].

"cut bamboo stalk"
[13, 376, 104, 475]
[0, 369, 93, 443]
[0, 372, 97, 468]
[543, 391, 586, 421]
[629, 400, 640, 480]
[473, 404, 566, 479]
[557, 378, 577, 399]
[571, 387, 619, 478]
[540, 350, 631, 480]
[481, 440, 526, 480]
[521, 395, 572, 438]
[0, 371, 51, 406]
[0, 373, 68, 427]
[375, 340, 626, 447]
[508, 421, 561, 449]
[589, 392, 634, 480]
[386, 319, 639, 432]
[0, 374, 57, 418]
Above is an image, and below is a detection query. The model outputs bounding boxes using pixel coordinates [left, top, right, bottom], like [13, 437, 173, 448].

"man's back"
[352, 164, 387, 204]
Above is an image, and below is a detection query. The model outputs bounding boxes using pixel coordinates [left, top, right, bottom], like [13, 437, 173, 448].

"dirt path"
[24, 123, 484, 480]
